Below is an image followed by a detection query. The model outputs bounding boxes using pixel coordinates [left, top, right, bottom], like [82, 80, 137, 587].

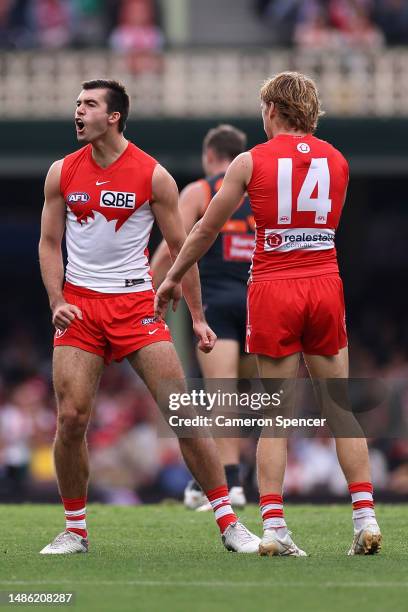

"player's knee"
[57, 403, 89, 441]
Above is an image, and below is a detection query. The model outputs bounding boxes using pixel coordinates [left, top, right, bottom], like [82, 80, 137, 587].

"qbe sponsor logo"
[264, 228, 335, 251]
[100, 190, 136, 209]
[67, 192, 90, 204]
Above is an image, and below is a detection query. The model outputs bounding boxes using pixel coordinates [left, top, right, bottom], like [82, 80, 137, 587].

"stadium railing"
[1, 49, 408, 118]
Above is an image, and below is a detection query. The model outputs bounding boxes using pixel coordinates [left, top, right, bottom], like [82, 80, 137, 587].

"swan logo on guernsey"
[264, 228, 335, 252]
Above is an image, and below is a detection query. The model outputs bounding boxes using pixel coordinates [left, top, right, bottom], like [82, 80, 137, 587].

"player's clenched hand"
[52, 300, 83, 331]
[193, 320, 217, 353]
[154, 278, 183, 319]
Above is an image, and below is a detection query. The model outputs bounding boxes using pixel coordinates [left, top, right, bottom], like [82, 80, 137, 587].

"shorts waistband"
[249, 270, 340, 283]
[63, 281, 151, 299]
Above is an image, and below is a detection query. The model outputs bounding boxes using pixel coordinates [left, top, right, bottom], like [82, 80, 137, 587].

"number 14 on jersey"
[278, 157, 332, 225]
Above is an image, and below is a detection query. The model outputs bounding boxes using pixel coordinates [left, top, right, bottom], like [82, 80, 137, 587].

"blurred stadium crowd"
[0, 351, 190, 505]
[1, 322, 408, 504]
[0, 0, 163, 51]
[256, 0, 408, 48]
[1, 0, 408, 51]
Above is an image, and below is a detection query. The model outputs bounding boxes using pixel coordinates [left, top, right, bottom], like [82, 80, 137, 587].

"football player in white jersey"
[38, 79, 260, 555]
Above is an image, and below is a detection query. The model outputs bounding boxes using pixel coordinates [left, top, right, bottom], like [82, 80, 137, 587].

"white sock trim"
[351, 492, 373, 503]
[210, 496, 230, 510]
[261, 503, 283, 514]
[263, 518, 287, 530]
[66, 519, 87, 530]
[214, 505, 234, 521]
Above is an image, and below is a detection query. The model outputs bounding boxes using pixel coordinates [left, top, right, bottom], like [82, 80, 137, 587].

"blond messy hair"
[260, 72, 324, 134]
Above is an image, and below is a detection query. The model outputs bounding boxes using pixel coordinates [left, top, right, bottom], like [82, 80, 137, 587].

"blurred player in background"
[155, 72, 382, 557]
[151, 125, 256, 511]
[38, 79, 260, 555]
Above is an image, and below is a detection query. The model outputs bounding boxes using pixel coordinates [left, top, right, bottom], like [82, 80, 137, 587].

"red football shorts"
[53, 282, 172, 364]
[246, 274, 347, 358]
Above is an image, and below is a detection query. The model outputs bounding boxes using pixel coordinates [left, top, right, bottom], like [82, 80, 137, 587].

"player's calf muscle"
[179, 437, 225, 490]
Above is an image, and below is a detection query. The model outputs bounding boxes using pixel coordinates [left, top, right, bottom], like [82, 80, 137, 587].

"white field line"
[0, 581, 407, 588]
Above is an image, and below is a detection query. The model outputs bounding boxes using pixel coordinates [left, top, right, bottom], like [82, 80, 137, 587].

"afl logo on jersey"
[297, 143, 310, 154]
[67, 192, 90, 204]
[100, 190, 136, 209]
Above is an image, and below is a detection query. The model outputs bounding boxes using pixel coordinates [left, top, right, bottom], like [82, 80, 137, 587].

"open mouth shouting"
[75, 117, 86, 135]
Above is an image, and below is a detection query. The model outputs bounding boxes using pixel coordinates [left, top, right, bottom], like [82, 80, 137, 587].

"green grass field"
[0, 504, 406, 612]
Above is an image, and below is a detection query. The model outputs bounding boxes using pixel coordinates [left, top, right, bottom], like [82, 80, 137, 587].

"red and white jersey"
[247, 134, 349, 280]
[60, 142, 157, 293]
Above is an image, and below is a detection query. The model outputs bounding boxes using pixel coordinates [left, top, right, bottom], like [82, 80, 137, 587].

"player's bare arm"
[150, 180, 206, 287]
[39, 160, 83, 330]
[150, 164, 216, 352]
[154, 152, 252, 318]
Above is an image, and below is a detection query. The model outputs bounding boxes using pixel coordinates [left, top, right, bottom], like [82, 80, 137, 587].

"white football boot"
[348, 523, 382, 555]
[196, 486, 247, 512]
[183, 480, 208, 510]
[229, 486, 247, 509]
[40, 531, 88, 555]
[259, 529, 307, 557]
[222, 522, 261, 553]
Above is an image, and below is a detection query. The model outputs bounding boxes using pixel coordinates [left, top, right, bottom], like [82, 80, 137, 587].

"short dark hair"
[81, 79, 130, 133]
[203, 124, 247, 161]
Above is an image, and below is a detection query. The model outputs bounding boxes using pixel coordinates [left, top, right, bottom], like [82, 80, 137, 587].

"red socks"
[259, 494, 287, 531]
[259, 484, 376, 535]
[206, 485, 237, 534]
[62, 496, 87, 539]
[349, 481, 376, 530]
